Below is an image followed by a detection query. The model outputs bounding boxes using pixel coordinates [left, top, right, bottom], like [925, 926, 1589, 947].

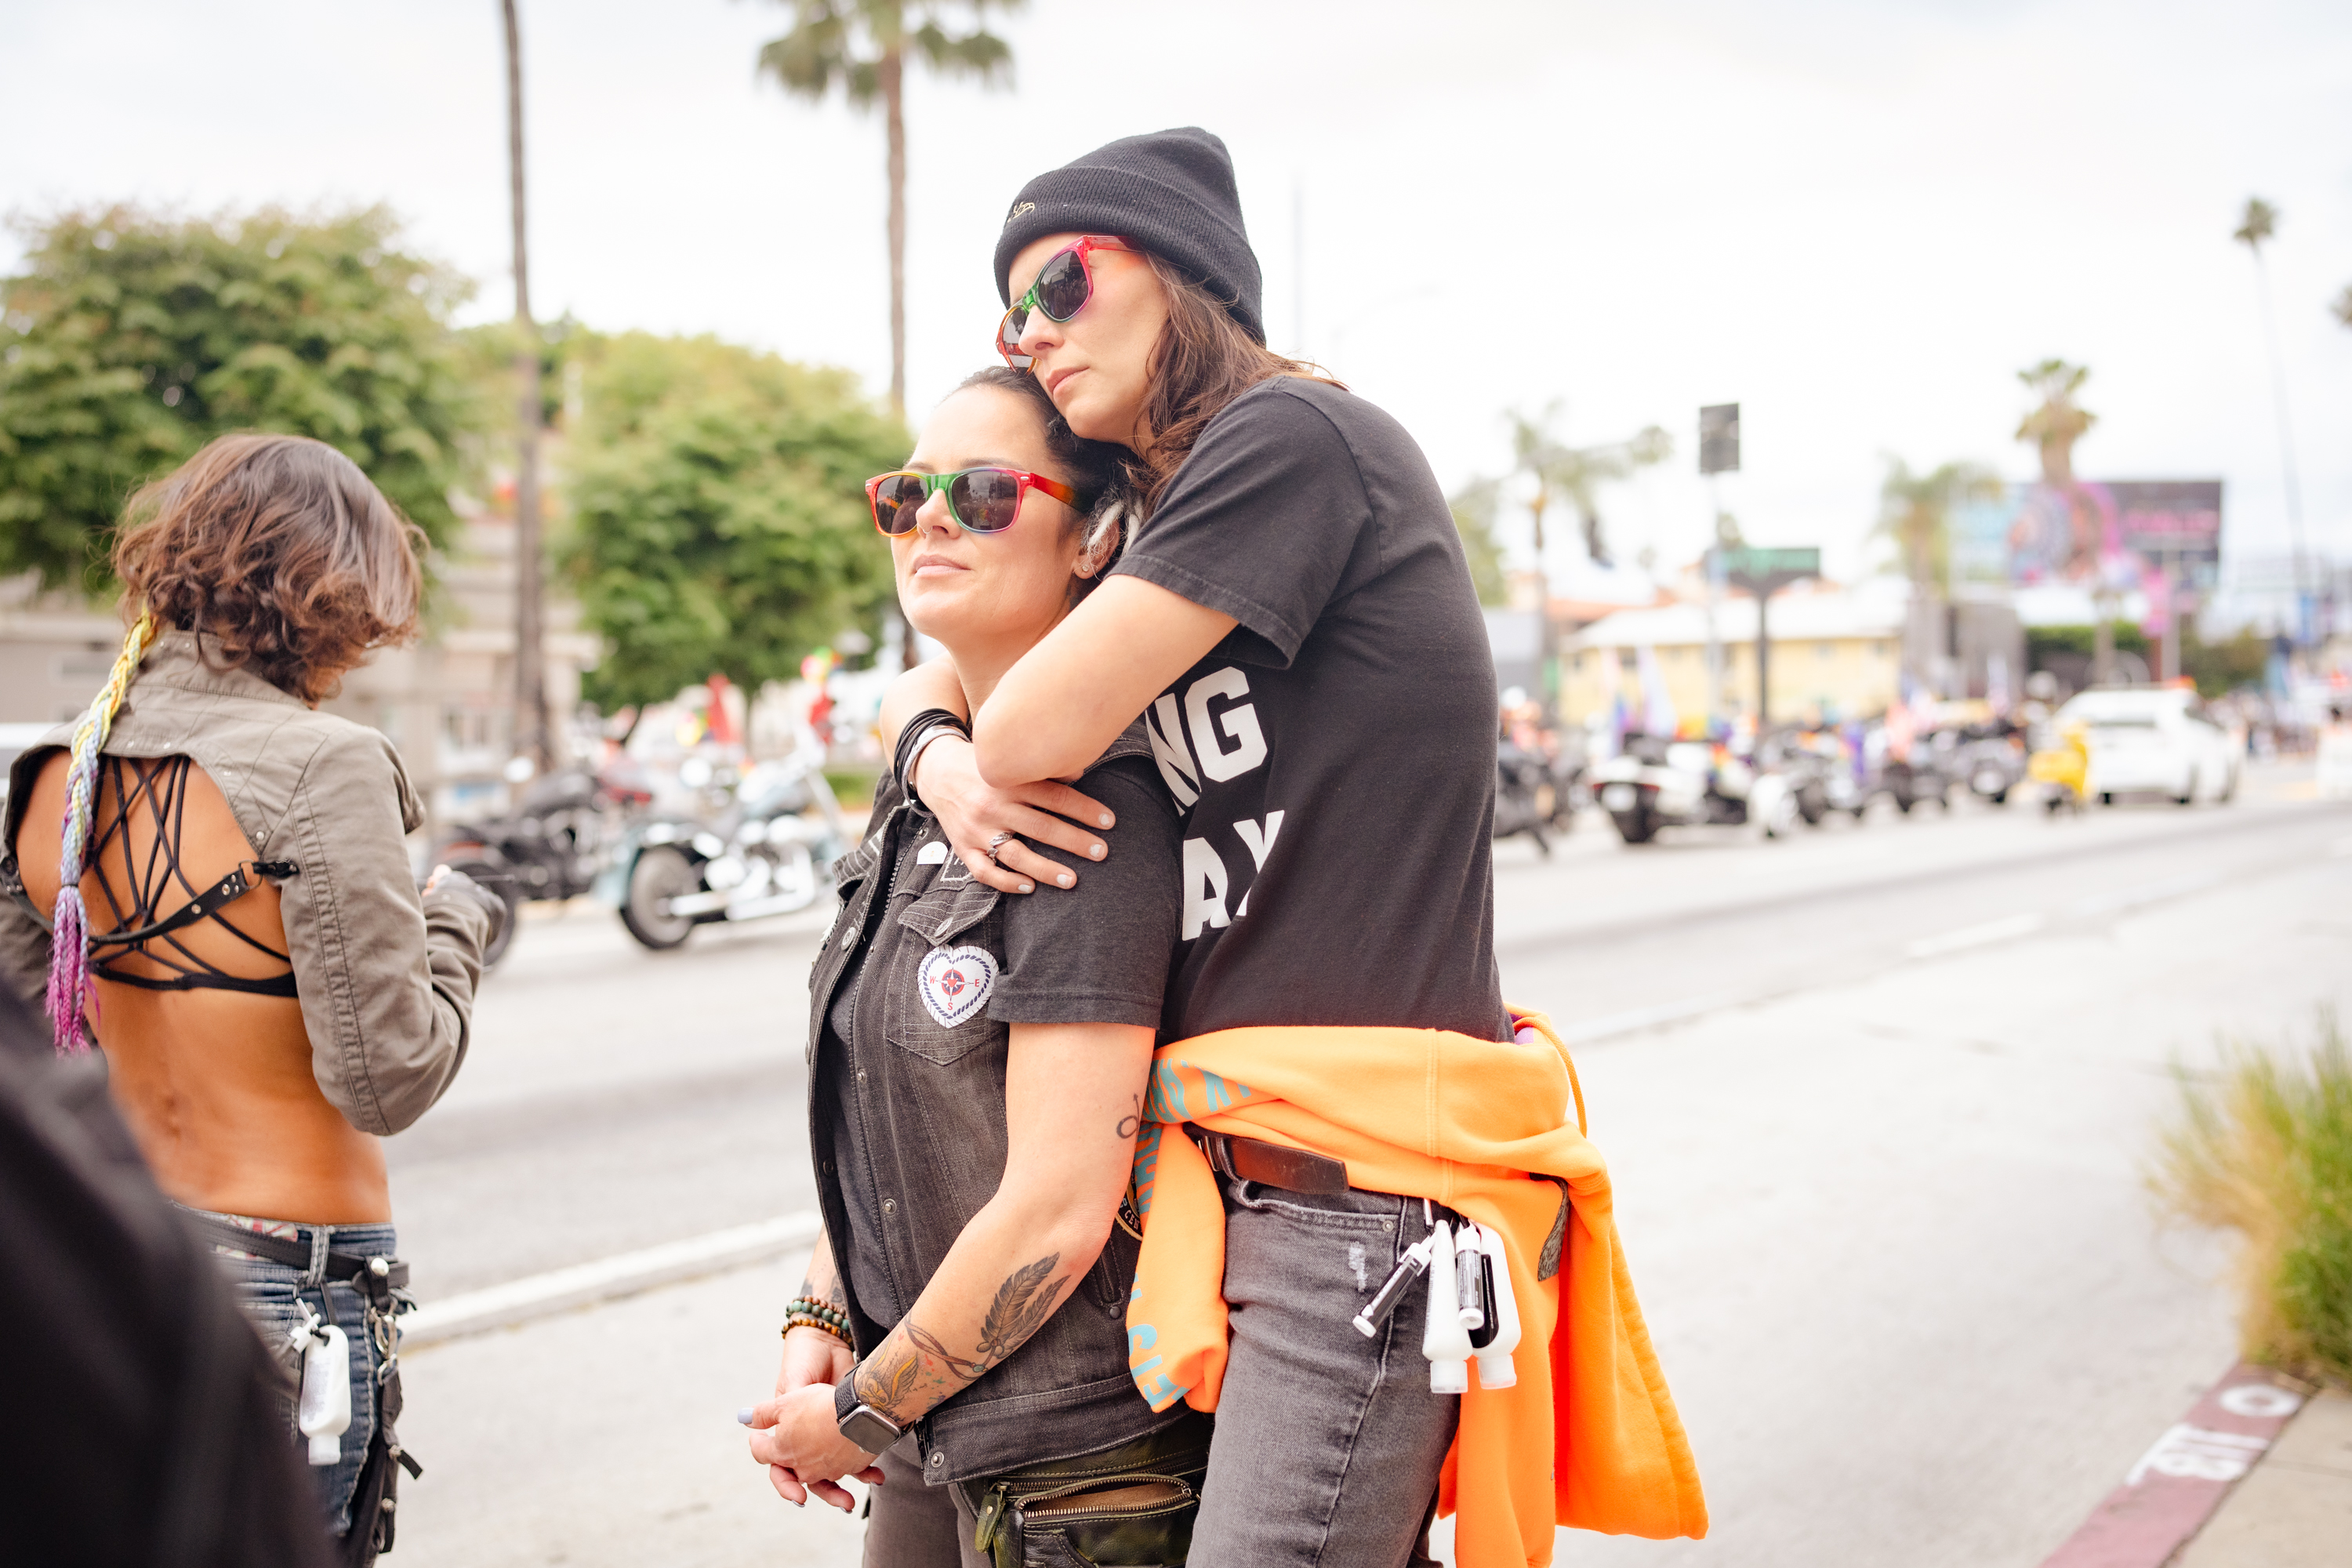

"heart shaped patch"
[916, 945, 996, 1029]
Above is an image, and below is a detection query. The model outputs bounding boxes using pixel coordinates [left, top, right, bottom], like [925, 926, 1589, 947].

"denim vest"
[804, 731, 1178, 1482]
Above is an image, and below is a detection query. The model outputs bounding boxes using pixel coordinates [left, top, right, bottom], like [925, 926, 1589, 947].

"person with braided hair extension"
[0, 433, 506, 1565]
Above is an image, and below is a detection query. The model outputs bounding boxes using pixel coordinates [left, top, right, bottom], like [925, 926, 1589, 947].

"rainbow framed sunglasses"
[866, 467, 1080, 536]
[996, 236, 1134, 369]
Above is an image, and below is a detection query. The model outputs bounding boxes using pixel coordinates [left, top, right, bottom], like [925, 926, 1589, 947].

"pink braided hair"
[46, 612, 159, 1053]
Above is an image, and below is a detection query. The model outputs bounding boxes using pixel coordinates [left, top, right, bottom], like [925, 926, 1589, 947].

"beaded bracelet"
[785, 1313, 851, 1345]
[783, 1295, 851, 1344]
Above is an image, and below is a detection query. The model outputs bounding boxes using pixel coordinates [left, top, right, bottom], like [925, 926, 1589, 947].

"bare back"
[15, 750, 389, 1221]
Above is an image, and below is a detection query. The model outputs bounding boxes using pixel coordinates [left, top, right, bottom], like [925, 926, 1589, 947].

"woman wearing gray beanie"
[891, 128, 1508, 1566]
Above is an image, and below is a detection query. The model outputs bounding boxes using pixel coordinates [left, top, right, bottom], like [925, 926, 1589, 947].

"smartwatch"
[835, 1370, 903, 1456]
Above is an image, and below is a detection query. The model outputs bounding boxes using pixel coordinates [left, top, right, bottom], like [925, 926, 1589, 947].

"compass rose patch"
[916, 946, 996, 1029]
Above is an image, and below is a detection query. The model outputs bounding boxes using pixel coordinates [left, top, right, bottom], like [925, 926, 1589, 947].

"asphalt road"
[386, 764, 2352, 1566]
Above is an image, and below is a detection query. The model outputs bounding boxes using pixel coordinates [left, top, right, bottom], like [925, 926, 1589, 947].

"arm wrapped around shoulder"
[277, 727, 494, 1136]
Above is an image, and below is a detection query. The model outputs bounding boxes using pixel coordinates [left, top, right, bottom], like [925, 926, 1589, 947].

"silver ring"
[985, 831, 1014, 865]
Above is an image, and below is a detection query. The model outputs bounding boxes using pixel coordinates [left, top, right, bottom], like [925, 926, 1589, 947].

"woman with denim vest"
[891, 130, 1512, 1566]
[0, 434, 504, 1565]
[743, 368, 1209, 1565]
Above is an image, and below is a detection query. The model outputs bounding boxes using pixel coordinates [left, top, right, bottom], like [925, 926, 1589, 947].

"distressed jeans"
[1186, 1178, 1456, 1567]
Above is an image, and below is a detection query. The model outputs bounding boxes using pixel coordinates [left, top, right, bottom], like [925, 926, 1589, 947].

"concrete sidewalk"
[2175, 1385, 2352, 1566]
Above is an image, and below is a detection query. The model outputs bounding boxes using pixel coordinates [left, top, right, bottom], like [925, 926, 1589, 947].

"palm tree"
[2015, 358, 2095, 488]
[1501, 408, 1671, 715]
[2016, 358, 2118, 682]
[1506, 407, 1672, 570]
[1876, 458, 2002, 691]
[503, 0, 547, 769]
[2233, 196, 2310, 639]
[758, 0, 1018, 416]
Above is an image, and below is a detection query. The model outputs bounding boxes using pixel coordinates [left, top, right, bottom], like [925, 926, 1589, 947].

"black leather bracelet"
[895, 708, 970, 808]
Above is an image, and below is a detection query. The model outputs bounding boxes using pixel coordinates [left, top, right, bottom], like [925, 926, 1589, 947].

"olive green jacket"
[0, 631, 493, 1136]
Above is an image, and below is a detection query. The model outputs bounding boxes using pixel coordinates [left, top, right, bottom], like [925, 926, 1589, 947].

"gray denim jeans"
[1187, 1178, 1456, 1567]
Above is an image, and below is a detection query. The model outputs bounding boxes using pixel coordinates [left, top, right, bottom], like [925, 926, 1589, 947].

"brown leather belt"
[1186, 1124, 1350, 1195]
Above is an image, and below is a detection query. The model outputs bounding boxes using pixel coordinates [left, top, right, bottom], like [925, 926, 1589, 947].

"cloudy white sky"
[5, 0, 2348, 596]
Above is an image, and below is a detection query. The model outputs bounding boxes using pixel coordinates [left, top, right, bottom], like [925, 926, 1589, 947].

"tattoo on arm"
[975, 1253, 1064, 1364]
[854, 1337, 924, 1418]
[905, 1319, 993, 1380]
[846, 1253, 1070, 1427]
[1116, 1094, 1142, 1140]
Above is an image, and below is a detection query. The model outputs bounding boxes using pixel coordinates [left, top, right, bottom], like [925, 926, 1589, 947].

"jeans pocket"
[1227, 1180, 1400, 1232]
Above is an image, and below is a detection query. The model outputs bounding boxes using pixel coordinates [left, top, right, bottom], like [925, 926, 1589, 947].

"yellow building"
[1562, 586, 1905, 728]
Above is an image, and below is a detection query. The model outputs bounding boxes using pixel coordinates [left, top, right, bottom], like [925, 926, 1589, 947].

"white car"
[2057, 687, 2242, 806]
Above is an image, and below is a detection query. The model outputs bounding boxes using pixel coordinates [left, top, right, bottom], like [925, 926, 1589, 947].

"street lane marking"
[1906, 913, 2045, 960]
[2067, 871, 2222, 920]
[1562, 996, 1733, 1045]
[401, 1211, 824, 1348]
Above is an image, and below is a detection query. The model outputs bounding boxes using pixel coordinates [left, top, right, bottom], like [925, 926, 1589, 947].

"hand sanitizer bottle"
[1472, 1225, 1521, 1390]
[297, 1323, 353, 1466]
[1420, 1219, 1472, 1394]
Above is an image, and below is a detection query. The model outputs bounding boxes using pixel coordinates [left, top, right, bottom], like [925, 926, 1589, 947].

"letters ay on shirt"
[1144, 666, 1287, 942]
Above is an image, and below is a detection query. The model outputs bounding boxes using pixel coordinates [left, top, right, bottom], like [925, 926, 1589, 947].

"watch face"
[839, 1406, 901, 1455]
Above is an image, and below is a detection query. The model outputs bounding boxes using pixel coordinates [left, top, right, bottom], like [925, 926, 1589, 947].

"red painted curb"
[2038, 1363, 2307, 1568]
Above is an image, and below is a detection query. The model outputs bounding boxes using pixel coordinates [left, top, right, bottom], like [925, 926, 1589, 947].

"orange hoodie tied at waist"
[1125, 1009, 1707, 1567]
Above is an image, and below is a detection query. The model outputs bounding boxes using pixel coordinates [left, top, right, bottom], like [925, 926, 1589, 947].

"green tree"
[0, 205, 475, 595]
[1447, 477, 1510, 607]
[561, 331, 909, 710]
[758, 0, 1020, 416]
[1874, 457, 2003, 597]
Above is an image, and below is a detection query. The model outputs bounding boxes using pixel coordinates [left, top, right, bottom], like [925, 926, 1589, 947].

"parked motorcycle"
[1494, 740, 1555, 857]
[1955, 724, 2028, 806]
[435, 758, 652, 967]
[1883, 726, 1956, 815]
[1590, 734, 1797, 844]
[1768, 731, 1863, 825]
[1540, 742, 1589, 833]
[601, 745, 850, 950]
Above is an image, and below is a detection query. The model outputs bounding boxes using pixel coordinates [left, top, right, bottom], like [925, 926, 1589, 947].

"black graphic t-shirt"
[1111, 378, 1509, 1043]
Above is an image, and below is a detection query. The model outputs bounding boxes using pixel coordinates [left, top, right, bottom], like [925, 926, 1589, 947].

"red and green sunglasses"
[996, 235, 1134, 369]
[866, 467, 1080, 536]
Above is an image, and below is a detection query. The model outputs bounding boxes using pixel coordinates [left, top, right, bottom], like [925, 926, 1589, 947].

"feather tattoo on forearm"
[975, 1253, 1063, 1364]
[850, 1254, 1071, 1427]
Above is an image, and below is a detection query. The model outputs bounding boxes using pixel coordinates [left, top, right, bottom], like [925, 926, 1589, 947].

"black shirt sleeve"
[1110, 382, 1371, 668]
[988, 755, 1181, 1029]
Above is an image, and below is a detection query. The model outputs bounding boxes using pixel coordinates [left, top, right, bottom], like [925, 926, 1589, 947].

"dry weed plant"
[2152, 1011, 2352, 1386]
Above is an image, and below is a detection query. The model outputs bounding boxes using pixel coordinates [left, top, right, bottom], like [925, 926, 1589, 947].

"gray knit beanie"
[993, 127, 1265, 344]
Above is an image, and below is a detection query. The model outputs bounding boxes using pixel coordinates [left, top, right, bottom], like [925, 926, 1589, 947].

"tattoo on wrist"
[1116, 1094, 1142, 1140]
[855, 1340, 923, 1417]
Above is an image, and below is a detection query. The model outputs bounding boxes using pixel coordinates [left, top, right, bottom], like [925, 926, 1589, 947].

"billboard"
[1950, 481, 2223, 592]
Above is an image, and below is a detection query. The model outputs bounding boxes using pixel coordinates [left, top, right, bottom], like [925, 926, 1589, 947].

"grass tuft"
[2152, 1011, 2352, 1386]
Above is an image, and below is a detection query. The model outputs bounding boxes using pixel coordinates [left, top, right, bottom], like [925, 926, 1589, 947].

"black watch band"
[835, 1370, 902, 1456]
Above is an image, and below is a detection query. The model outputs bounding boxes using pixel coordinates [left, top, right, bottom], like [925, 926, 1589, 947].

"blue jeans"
[190, 1209, 398, 1540]
[1186, 1179, 1456, 1567]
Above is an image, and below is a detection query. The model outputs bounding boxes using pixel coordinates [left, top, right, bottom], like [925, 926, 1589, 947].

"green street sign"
[1712, 546, 1820, 579]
